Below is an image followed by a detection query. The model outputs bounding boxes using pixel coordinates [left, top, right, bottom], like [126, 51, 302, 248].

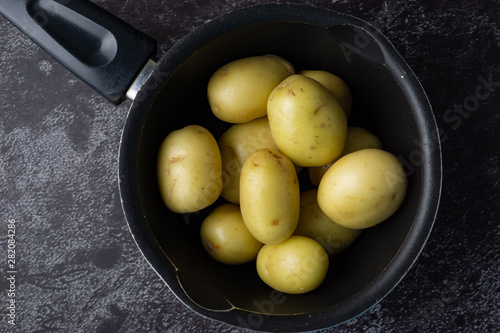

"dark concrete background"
[0, 0, 498, 332]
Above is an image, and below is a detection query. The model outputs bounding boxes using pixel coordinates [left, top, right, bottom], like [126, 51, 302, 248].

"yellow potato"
[157, 125, 222, 213]
[343, 127, 383, 154]
[300, 70, 352, 118]
[207, 55, 295, 123]
[256, 235, 329, 294]
[309, 126, 384, 186]
[317, 149, 407, 229]
[267, 74, 347, 167]
[294, 189, 362, 256]
[218, 117, 278, 204]
[240, 148, 300, 244]
[308, 163, 332, 188]
[200, 204, 263, 265]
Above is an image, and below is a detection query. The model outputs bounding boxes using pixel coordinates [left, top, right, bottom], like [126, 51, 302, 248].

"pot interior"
[120, 5, 440, 331]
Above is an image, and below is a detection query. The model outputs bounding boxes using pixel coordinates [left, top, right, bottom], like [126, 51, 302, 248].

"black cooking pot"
[1, 1, 442, 332]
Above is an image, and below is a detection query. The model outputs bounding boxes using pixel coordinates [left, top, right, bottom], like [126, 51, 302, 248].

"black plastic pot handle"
[0, 0, 157, 104]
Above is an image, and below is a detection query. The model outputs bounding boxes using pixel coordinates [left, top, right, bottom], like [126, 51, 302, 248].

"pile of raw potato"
[157, 55, 407, 294]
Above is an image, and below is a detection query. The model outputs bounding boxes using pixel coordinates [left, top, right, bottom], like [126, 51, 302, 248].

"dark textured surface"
[0, 0, 499, 332]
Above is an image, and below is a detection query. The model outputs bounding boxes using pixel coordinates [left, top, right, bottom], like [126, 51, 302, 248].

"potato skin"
[267, 74, 347, 167]
[200, 204, 263, 265]
[294, 189, 362, 256]
[300, 70, 352, 118]
[256, 235, 329, 294]
[340, 126, 384, 155]
[218, 117, 278, 204]
[207, 55, 295, 123]
[317, 149, 407, 229]
[309, 126, 383, 186]
[157, 125, 222, 213]
[240, 148, 300, 245]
